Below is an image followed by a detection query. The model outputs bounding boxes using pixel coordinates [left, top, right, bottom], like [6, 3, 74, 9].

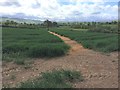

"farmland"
[2, 21, 119, 88]
[50, 26, 119, 53]
[1, 0, 119, 88]
[2, 27, 70, 64]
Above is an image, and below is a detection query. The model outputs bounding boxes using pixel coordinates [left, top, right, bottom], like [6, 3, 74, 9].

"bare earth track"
[2, 31, 118, 88]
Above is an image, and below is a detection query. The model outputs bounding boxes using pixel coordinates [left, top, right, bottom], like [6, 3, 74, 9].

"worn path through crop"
[3, 31, 118, 88]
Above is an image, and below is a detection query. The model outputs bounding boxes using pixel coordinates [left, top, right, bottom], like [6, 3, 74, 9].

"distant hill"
[1, 17, 43, 24]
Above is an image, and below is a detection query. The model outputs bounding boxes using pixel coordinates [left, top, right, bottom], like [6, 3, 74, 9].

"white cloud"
[69, 0, 119, 2]
[0, 0, 118, 21]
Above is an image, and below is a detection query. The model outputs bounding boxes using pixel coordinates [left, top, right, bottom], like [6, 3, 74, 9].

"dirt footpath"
[2, 31, 118, 88]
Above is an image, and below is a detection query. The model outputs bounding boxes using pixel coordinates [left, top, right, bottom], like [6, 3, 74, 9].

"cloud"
[0, 0, 21, 7]
[91, 12, 101, 15]
[32, 2, 41, 9]
[0, 0, 118, 21]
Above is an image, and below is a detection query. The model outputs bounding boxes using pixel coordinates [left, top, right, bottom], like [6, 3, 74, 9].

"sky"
[0, 0, 119, 22]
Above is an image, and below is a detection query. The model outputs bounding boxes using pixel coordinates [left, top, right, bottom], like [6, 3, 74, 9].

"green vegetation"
[50, 27, 119, 53]
[2, 19, 119, 63]
[2, 19, 119, 88]
[2, 19, 58, 29]
[19, 70, 83, 88]
[60, 21, 118, 29]
[89, 25, 118, 33]
[1, 17, 42, 24]
[2, 27, 70, 63]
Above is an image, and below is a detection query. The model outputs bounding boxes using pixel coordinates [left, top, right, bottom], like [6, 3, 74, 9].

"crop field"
[2, 20, 119, 89]
[50, 27, 119, 53]
[1, 0, 119, 88]
[2, 27, 70, 64]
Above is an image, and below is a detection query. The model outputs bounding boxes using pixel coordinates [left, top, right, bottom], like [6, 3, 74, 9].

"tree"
[112, 21, 117, 24]
[43, 20, 52, 30]
[14, 22, 18, 27]
[53, 22, 58, 27]
[10, 21, 14, 25]
[4, 20, 10, 26]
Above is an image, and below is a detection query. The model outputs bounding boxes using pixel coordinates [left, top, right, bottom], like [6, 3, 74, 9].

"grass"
[89, 25, 118, 33]
[27, 43, 69, 58]
[19, 70, 83, 88]
[50, 27, 119, 53]
[2, 27, 70, 63]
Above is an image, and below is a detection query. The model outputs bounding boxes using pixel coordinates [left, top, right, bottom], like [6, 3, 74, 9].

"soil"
[2, 31, 118, 88]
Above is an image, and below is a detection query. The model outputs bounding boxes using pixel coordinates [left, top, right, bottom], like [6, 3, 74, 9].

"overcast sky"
[0, 0, 119, 22]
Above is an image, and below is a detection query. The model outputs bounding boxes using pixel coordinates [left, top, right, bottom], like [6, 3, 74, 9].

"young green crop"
[50, 28, 119, 53]
[2, 27, 70, 63]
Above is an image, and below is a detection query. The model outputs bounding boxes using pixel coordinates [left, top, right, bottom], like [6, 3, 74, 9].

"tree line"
[1, 19, 118, 30]
[1, 20, 58, 29]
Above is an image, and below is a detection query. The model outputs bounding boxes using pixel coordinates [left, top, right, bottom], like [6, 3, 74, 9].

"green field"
[2, 24, 119, 88]
[2, 26, 119, 64]
[50, 28, 119, 53]
[2, 27, 70, 64]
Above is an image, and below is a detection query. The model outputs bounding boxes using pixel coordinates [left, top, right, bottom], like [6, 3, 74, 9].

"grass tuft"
[19, 70, 83, 88]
